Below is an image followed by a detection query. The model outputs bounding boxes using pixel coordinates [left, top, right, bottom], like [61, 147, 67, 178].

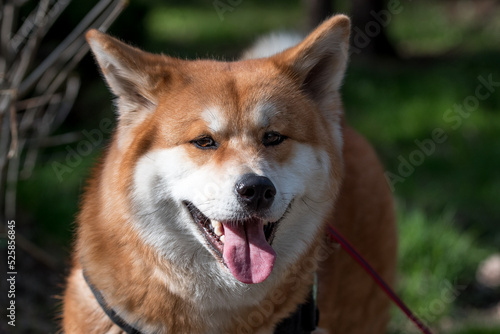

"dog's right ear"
[86, 30, 166, 122]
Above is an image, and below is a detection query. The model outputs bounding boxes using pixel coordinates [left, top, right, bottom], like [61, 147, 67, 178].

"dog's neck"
[83, 267, 319, 334]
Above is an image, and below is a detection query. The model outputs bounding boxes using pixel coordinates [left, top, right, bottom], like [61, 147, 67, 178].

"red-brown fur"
[63, 15, 396, 334]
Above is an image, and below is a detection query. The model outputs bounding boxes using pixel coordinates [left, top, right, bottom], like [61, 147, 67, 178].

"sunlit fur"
[63, 15, 396, 334]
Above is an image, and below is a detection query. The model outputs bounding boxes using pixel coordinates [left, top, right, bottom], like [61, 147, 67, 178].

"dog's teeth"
[220, 235, 225, 243]
[212, 220, 223, 236]
[211, 219, 221, 229]
[214, 225, 223, 236]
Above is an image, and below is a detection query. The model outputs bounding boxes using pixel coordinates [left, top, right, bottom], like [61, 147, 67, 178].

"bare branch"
[18, 95, 61, 135]
[39, 92, 65, 136]
[0, 3, 15, 86]
[9, 30, 43, 89]
[9, 0, 49, 54]
[1, 0, 125, 222]
[95, 0, 128, 32]
[7, 1, 54, 91]
[5, 137, 23, 219]
[11, 0, 73, 58]
[19, 0, 114, 96]
[35, 36, 86, 94]
[47, 75, 80, 132]
[36, 0, 127, 96]
[7, 95, 18, 159]
[30, 131, 82, 148]
[0, 106, 10, 171]
[36, 0, 128, 104]
[0, 3, 15, 65]
[0, 114, 8, 211]
[0, 89, 15, 117]
[19, 145, 39, 179]
[16, 93, 59, 111]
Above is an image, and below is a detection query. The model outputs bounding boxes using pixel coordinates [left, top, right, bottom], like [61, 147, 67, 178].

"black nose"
[235, 174, 276, 212]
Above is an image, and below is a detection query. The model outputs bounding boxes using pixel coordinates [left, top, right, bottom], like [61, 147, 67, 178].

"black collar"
[83, 271, 318, 334]
[83, 272, 141, 334]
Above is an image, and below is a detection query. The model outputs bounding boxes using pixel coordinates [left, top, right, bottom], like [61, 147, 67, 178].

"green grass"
[451, 327, 500, 334]
[343, 29, 500, 329]
[343, 54, 500, 248]
[391, 205, 491, 329]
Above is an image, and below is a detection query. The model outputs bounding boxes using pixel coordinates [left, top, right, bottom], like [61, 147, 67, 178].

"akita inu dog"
[63, 15, 397, 334]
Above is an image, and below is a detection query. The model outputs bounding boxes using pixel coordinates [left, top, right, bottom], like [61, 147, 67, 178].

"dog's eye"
[263, 131, 287, 147]
[191, 136, 218, 150]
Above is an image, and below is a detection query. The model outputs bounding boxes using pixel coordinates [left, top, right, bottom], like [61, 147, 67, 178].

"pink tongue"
[222, 219, 276, 284]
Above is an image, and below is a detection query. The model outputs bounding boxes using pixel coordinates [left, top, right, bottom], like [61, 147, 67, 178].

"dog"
[62, 15, 397, 334]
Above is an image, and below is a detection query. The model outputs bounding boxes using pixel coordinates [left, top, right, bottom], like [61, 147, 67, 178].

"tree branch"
[19, 0, 114, 96]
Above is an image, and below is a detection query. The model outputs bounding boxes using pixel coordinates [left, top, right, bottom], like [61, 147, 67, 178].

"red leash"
[326, 225, 434, 334]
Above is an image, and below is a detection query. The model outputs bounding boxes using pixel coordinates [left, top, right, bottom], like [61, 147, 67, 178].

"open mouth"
[183, 201, 279, 284]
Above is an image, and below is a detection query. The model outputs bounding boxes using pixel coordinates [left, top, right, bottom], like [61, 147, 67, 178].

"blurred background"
[1, 0, 499, 333]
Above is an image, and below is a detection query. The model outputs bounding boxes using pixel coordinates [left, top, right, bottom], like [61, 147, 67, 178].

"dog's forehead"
[200, 102, 279, 133]
[184, 59, 289, 131]
[154, 59, 315, 143]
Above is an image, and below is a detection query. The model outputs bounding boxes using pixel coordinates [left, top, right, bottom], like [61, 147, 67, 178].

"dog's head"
[86, 15, 350, 287]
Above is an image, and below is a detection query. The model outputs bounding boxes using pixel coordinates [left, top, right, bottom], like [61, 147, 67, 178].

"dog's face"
[131, 64, 340, 285]
[86, 15, 349, 295]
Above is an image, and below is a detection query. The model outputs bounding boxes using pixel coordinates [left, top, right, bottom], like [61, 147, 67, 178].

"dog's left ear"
[274, 15, 350, 110]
